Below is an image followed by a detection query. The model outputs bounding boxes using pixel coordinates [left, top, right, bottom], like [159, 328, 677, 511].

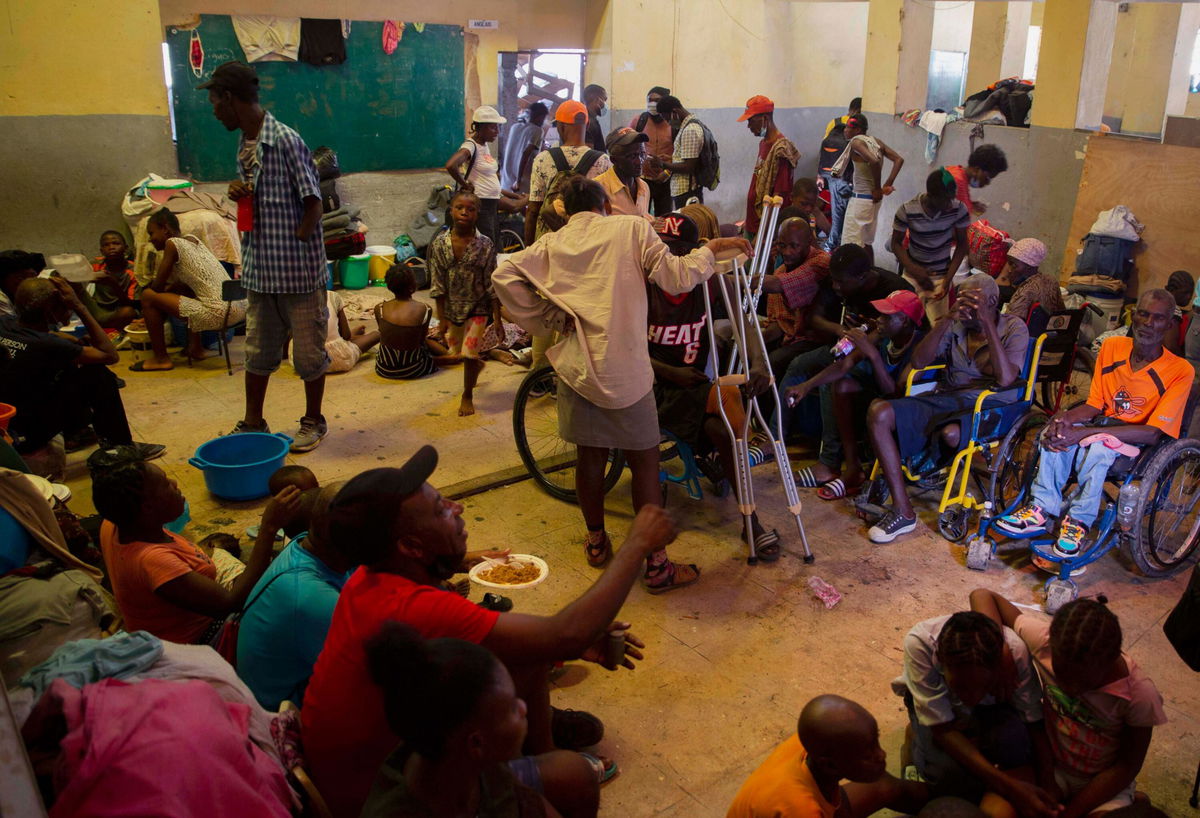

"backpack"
[691, 119, 721, 191]
[966, 220, 1012, 276]
[634, 111, 651, 132]
[534, 147, 603, 239]
[818, 119, 849, 173]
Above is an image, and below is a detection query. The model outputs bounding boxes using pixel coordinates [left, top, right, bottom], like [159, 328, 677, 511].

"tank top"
[646, 283, 711, 369]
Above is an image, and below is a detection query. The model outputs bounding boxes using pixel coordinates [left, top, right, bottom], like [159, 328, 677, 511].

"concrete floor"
[62, 307, 1200, 817]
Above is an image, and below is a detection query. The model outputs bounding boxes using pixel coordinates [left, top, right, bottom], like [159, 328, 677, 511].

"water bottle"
[1116, 482, 1141, 531]
[831, 325, 868, 359]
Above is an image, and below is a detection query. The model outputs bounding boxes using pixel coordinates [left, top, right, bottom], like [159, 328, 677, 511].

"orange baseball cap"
[737, 95, 775, 121]
[554, 99, 589, 125]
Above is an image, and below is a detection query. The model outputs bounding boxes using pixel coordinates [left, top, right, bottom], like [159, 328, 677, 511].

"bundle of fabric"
[22, 677, 294, 818]
[962, 78, 1034, 127]
[1066, 206, 1142, 296]
[123, 176, 242, 284]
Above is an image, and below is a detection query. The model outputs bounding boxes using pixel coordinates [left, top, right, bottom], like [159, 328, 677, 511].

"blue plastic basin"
[188, 432, 292, 501]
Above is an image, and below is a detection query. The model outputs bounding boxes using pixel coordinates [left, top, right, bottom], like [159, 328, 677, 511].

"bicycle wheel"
[512, 365, 625, 503]
[498, 229, 525, 254]
[1041, 346, 1094, 414]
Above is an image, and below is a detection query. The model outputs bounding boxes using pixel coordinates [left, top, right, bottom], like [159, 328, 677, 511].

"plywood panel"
[1061, 134, 1200, 293]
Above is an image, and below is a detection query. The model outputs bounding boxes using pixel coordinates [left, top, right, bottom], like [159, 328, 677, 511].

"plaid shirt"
[239, 112, 326, 294]
[767, 248, 830, 344]
[670, 115, 705, 197]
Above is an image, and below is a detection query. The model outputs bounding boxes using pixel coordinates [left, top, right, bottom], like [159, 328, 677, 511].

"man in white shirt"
[499, 102, 548, 193]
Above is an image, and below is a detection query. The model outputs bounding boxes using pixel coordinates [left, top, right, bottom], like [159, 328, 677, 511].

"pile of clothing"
[1067, 205, 1143, 296]
[313, 146, 368, 260]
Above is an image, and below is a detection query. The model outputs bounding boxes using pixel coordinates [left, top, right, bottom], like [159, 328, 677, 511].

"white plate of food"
[468, 555, 550, 590]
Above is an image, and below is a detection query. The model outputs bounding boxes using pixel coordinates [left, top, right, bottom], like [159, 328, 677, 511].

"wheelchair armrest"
[221, 279, 247, 302]
[905, 364, 946, 397]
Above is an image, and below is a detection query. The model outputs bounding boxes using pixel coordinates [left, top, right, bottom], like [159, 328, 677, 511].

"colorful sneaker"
[290, 415, 328, 453]
[996, 503, 1049, 536]
[1054, 516, 1088, 558]
[868, 509, 917, 544]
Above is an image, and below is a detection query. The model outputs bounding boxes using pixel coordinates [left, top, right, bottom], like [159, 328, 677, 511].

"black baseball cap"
[198, 60, 259, 96]
[325, 446, 439, 565]
[654, 212, 701, 251]
[606, 126, 650, 152]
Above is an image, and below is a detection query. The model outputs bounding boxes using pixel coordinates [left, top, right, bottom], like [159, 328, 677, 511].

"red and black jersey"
[647, 282, 711, 369]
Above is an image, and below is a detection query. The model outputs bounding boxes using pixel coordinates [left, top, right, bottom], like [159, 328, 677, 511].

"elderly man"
[596, 127, 652, 218]
[739, 94, 799, 238]
[865, 274, 1029, 543]
[301, 446, 678, 818]
[998, 289, 1192, 557]
[1001, 238, 1063, 321]
[0, 277, 162, 459]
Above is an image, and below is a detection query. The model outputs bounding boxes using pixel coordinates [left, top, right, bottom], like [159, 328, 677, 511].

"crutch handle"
[717, 374, 748, 386]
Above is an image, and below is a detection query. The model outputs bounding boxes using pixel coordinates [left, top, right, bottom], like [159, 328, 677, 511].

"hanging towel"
[299, 18, 346, 65]
[232, 16, 300, 63]
[918, 110, 956, 164]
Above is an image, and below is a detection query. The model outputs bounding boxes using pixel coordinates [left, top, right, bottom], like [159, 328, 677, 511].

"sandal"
[642, 559, 700, 594]
[793, 466, 833, 489]
[817, 475, 866, 501]
[580, 753, 620, 785]
[584, 533, 613, 568]
[129, 359, 174, 372]
[742, 528, 781, 562]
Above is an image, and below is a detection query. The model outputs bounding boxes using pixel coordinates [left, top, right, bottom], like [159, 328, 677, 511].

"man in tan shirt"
[595, 128, 652, 220]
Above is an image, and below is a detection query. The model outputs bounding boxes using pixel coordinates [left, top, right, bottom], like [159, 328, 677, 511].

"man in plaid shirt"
[655, 95, 708, 208]
[200, 61, 330, 452]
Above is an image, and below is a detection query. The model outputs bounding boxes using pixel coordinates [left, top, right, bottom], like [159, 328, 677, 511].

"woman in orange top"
[94, 456, 298, 643]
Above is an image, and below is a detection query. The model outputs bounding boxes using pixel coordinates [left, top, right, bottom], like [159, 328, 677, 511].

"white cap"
[472, 105, 507, 124]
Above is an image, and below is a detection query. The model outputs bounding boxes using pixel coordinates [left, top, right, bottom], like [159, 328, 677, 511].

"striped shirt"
[670, 115, 705, 197]
[892, 196, 970, 272]
[238, 112, 326, 294]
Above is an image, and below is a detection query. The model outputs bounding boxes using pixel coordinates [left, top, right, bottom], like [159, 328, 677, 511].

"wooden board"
[166, 16, 464, 180]
[1061, 134, 1200, 294]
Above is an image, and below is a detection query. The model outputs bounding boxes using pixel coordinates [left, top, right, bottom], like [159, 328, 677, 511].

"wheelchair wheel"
[513, 365, 625, 503]
[938, 505, 969, 543]
[1126, 439, 1200, 577]
[1040, 346, 1094, 414]
[498, 229, 525, 254]
[989, 410, 1048, 514]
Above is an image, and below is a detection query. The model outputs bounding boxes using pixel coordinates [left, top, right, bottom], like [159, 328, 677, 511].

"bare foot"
[805, 463, 839, 483]
[187, 346, 213, 360]
[131, 357, 175, 372]
[458, 395, 476, 416]
[491, 349, 517, 366]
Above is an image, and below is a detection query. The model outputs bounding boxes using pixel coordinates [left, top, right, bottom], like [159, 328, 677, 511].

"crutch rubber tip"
[803, 555, 815, 564]
[747, 556, 759, 566]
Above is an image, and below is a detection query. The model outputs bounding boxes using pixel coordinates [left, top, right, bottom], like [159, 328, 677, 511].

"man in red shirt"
[945, 144, 1008, 218]
[739, 95, 799, 239]
[301, 446, 677, 817]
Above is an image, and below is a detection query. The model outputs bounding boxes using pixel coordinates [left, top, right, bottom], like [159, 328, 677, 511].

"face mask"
[647, 101, 658, 115]
[969, 178, 983, 189]
[598, 104, 608, 117]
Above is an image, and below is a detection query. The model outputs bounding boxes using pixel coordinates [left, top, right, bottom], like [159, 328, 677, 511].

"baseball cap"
[737, 95, 775, 122]
[870, 290, 925, 323]
[1007, 238, 1047, 267]
[324, 446, 439, 565]
[654, 212, 701, 250]
[197, 60, 259, 96]
[606, 126, 649, 152]
[471, 105, 507, 124]
[554, 99, 589, 125]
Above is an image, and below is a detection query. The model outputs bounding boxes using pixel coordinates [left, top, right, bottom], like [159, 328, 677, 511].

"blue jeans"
[820, 171, 852, 250]
[905, 694, 1031, 799]
[1030, 441, 1124, 526]
[776, 346, 835, 439]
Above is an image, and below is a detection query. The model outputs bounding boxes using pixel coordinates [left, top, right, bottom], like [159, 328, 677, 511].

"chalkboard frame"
[166, 16, 466, 181]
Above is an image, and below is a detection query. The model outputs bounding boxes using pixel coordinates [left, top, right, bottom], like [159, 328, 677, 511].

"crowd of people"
[2, 58, 1195, 818]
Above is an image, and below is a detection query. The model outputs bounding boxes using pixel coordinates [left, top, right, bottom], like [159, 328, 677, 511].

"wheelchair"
[1026, 304, 1096, 416]
[512, 364, 746, 505]
[854, 332, 1049, 543]
[963, 390, 1200, 612]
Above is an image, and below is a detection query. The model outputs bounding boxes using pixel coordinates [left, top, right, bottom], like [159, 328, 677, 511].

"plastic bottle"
[831, 325, 868, 359]
[1116, 482, 1141, 531]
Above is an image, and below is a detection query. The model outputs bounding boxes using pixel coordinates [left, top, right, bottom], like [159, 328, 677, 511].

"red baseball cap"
[737, 95, 775, 121]
[870, 290, 924, 323]
[554, 99, 589, 125]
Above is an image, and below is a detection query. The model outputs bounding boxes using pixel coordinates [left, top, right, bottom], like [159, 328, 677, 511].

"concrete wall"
[0, 0, 175, 254]
[932, 1, 975, 54]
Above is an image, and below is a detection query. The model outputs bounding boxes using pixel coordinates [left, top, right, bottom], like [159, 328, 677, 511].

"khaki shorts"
[244, 289, 330, 381]
[841, 196, 880, 247]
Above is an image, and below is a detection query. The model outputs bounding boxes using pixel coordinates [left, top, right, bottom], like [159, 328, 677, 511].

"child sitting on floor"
[428, 190, 502, 416]
[375, 265, 440, 380]
[969, 589, 1167, 817]
[895, 611, 1052, 817]
[728, 693, 928, 817]
[324, 289, 380, 374]
[77, 230, 138, 332]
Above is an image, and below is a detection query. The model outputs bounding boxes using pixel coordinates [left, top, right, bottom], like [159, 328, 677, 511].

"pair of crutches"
[701, 196, 814, 565]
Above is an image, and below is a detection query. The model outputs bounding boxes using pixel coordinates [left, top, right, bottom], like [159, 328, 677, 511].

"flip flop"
[741, 527, 781, 561]
[793, 466, 831, 488]
[580, 753, 620, 785]
[817, 476, 866, 501]
[584, 534, 613, 568]
[643, 561, 700, 594]
[129, 360, 174, 372]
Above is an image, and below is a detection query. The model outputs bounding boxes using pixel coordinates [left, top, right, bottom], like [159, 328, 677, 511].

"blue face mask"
[598, 104, 608, 118]
[969, 178, 983, 189]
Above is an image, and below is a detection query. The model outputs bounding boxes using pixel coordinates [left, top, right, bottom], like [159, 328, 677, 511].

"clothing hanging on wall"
[299, 19, 346, 66]
[382, 20, 405, 54]
[189, 30, 204, 77]
[232, 15, 300, 63]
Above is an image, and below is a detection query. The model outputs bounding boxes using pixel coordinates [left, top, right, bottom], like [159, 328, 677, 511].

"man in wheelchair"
[996, 288, 1194, 557]
[866, 274, 1029, 543]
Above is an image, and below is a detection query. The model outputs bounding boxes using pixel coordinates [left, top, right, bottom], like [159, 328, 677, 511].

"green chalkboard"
[166, 16, 465, 180]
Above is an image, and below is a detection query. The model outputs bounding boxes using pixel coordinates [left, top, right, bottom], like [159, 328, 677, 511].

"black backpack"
[534, 147, 603, 239]
[691, 119, 720, 192]
[819, 119, 849, 173]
